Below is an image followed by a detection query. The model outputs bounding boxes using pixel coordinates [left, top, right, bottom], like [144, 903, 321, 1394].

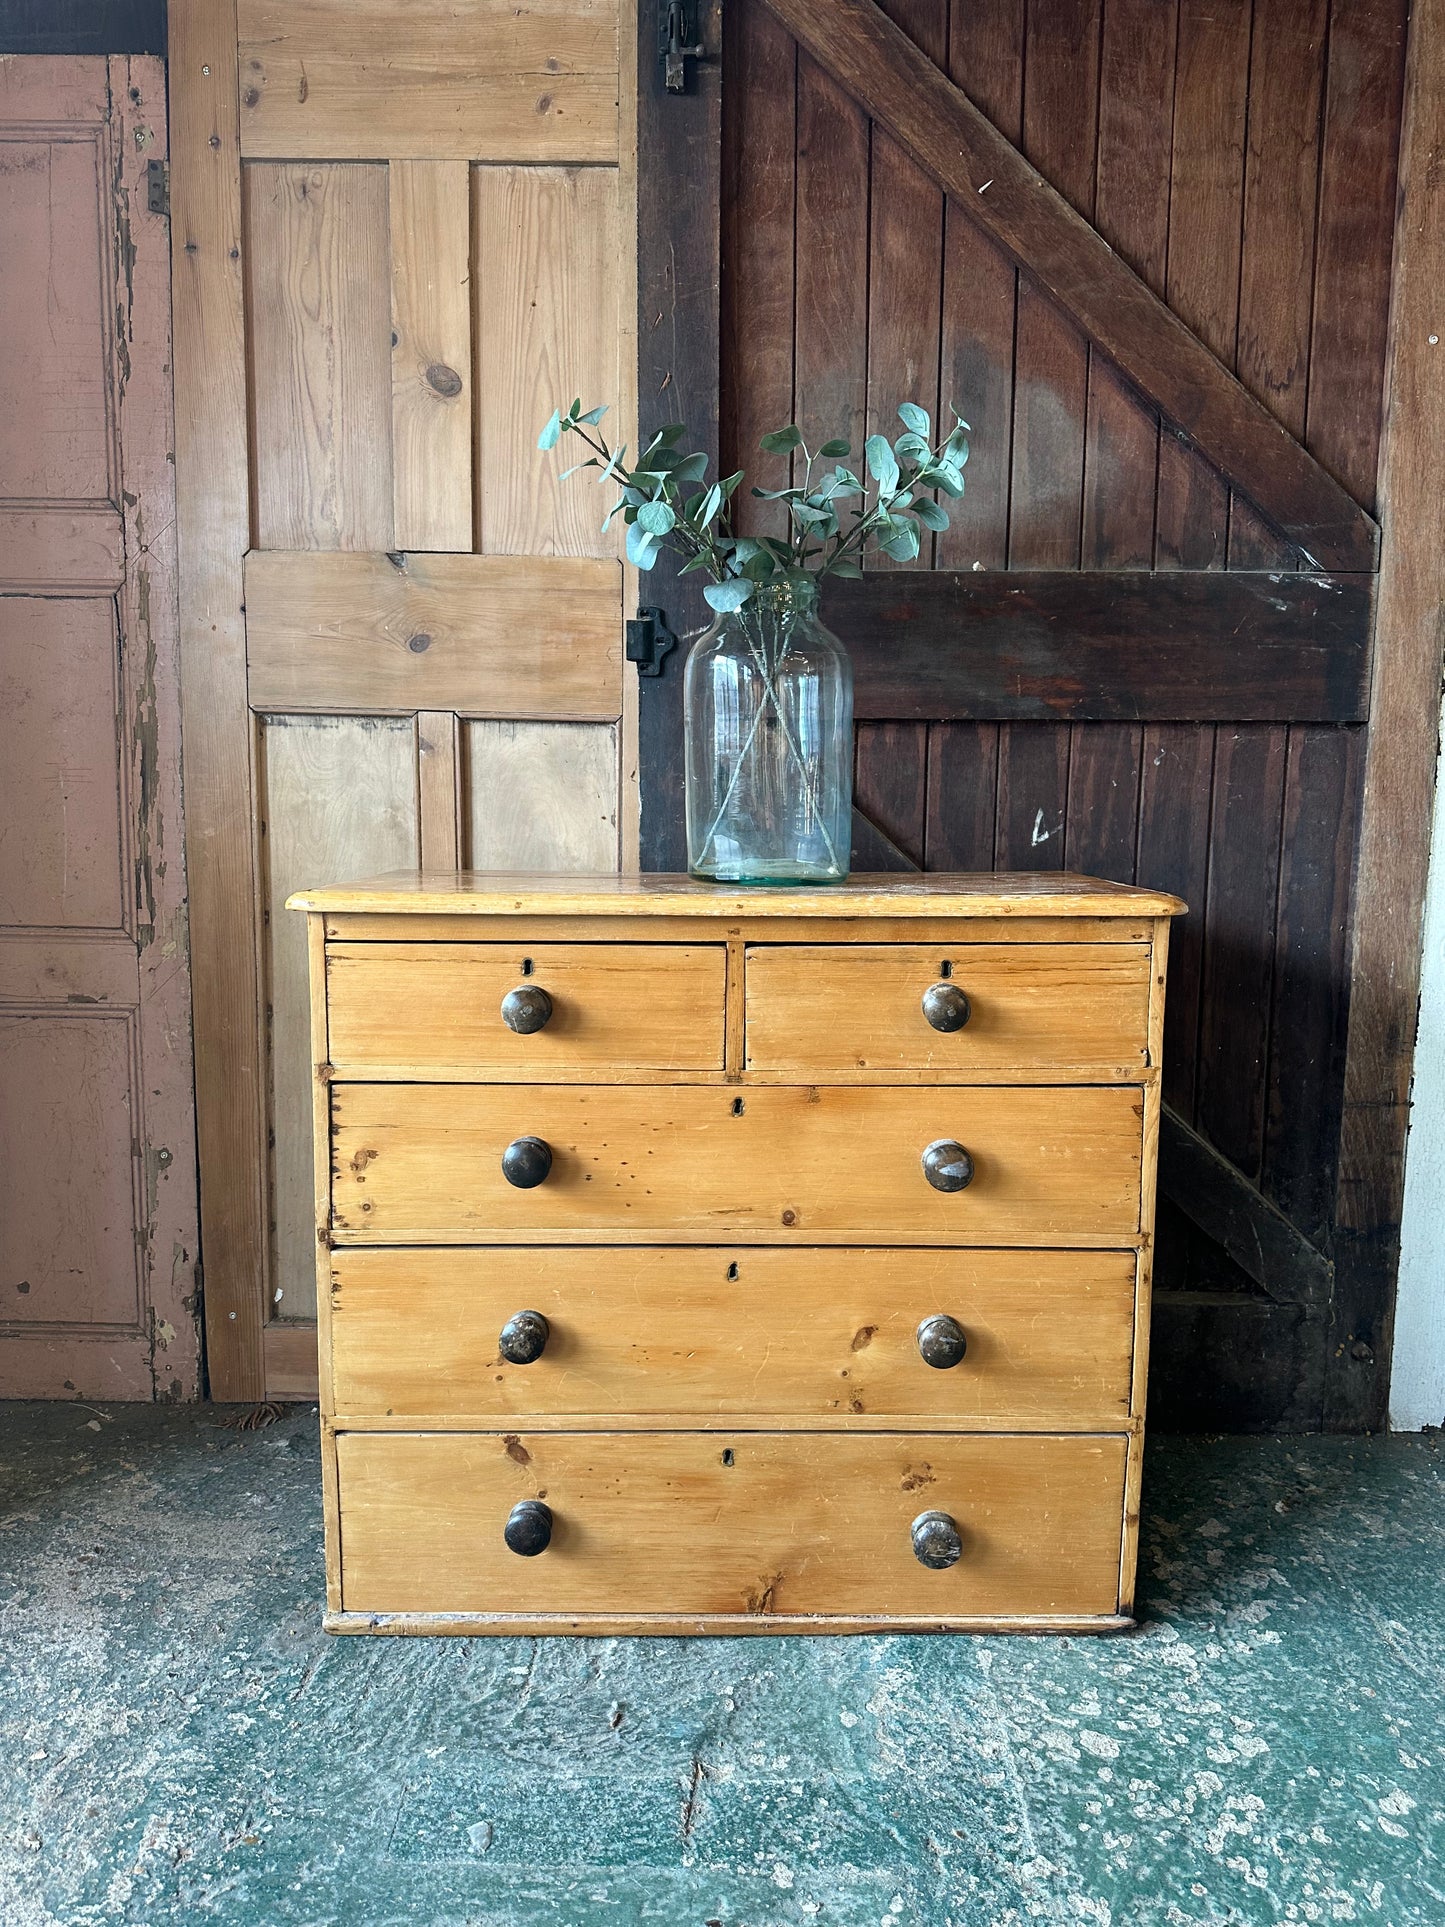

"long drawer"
[326, 942, 727, 1074]
[336, 1430, 1128, 1618]
[329, 1082, 1144, 1242]
[328, 1246, 1138, 1425]
[746, 943, 1152, 1075]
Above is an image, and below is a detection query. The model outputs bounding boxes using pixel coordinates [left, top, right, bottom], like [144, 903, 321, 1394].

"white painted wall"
[1392, 690, 1445, 1429]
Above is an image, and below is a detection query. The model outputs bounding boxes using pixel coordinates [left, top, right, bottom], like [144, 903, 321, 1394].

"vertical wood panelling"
[1064, 728, 1142, 884]
[925, 724, 999, 870]
[473, 166, 621, 558]
[936, 0, 1022, 570]
[1135, 725, 1214, 1120]
[793, 58, 869, 461]
[995, 726, 1070, 872]
[1155, 0, 1249, 570]
[1082, 0, 1174, 570]
[465, 721, 620, 870]
[1007, 0, 1099, 571]
[417, 710, 462, 869]
[867, 0, 946, 567]
[1307, 0, 1408, 510]
[389, 161, 472, 551]
[246, 162, 394, 552]
[260, 714, 420, 1322]
[854, 723, 928, 866]
[171, 0, 268, 1398]
[722, 0, 796, 514]
[1195, 725, 1289, 1171]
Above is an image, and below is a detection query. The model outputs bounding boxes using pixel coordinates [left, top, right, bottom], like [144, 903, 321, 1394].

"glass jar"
[683, 579, 853, 883]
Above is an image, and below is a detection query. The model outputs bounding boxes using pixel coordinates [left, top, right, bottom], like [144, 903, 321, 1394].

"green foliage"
[537, 400, 970, 610]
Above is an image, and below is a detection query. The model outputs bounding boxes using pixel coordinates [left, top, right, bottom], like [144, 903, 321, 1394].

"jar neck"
[745, 579, 819, 620]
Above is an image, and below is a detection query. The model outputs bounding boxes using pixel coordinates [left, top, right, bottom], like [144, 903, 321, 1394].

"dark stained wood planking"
[1136, 725, 1215, 1119]
[756, 0, 1379, 571]
[1229, 0, 1328, 573]
[1307, 0, 1408, 511]
[994, 725, 1070, 872]
[821, 569, 1373, 723]
[794, 54, 870, 463]
[935, 0, 1023, 571]
[854, 723, 929, 867]
[1083, 0, 1174, 569]
[1064, 727, 1142, 884]
[636, 0, 722, 869]
[1155, 0, 1250, 571]
[1194, 724, 1289, 1177]
[868, 0, 947, 568]
[722, 0, 796, 514]
[1262, 726, 1362, 1246]
[1008, 0, 1098, 571]
[924, 723, 999, 871]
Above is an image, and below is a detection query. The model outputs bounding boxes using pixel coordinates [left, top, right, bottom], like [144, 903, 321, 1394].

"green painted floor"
[1, 1405, 1442, 1927]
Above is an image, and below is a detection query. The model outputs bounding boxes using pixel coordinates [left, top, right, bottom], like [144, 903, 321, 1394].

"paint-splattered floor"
[1, 1404, 1441, 1927]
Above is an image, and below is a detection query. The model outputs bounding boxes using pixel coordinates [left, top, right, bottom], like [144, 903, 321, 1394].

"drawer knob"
[921, 1139, 974, 1192]
[921, 982, 971, 1032]
[501, 985, 554, 1034]
[499, 1309, 550, 1364]
[504, 1499, 553, 1557]
[502, 1135, 553, 1188]
[911, 1509, 964, 1569]
[916, 1314, 968, 1369]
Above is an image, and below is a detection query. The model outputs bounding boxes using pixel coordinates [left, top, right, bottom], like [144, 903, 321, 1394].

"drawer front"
[336, 1430, 1127, 1617]
[326, 942, 727, 1074]
[330, 1083, 1144, 1242]
[746, 943, 1152, 1075]
[329, 1246, 1137, 1424]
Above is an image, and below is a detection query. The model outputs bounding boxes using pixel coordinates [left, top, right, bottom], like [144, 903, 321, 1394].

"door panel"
[171, 0, 638, 1394]
[0, 58, 199, 1398]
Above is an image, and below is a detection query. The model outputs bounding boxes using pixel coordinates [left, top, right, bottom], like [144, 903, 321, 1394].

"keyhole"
[939, 959, 953, 979]
[521, 957, 534, 977]
[721, 1448, 735, 1466]
[727, 1261, 739, 1281]
[731, 1097, 745, 1116]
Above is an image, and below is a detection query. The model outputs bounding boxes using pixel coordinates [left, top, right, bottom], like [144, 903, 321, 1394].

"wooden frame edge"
[323, 1609, 1136, 1637]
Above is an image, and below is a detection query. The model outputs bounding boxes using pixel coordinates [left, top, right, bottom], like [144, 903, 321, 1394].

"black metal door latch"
[660, 0, 706, 92]
[626, 606, 679, 678]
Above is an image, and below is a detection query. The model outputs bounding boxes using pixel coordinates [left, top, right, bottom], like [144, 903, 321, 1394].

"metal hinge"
[147, 158, 169, 217]
[625, 605, 678, 677]
[659, 0, 706, 92]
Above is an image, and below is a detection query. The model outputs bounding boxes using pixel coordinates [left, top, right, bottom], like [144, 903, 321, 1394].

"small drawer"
[329, 1083, 1144, 1243]
[745, 943, 1152, 1076]
[326, 942, 727, 1075]
[328, 1247, 1138, 1426]
[336, 1430, 1128, 1619]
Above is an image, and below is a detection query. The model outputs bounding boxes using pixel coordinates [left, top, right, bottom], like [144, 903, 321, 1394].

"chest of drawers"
[290, 871, 1183, 1635]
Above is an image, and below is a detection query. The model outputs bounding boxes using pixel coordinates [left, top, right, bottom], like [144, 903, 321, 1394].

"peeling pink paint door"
[0, 58, 200, 1398]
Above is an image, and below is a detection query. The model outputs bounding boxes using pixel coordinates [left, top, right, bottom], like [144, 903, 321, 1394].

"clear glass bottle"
[683, 579, 853, 883]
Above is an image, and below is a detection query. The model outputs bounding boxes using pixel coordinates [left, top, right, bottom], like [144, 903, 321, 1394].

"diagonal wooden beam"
[758, 0, 1379, 574]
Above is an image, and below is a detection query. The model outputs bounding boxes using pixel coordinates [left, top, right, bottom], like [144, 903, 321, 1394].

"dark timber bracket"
[757, 0, 1381, 574]
[1159, 1108, 1335, 1310]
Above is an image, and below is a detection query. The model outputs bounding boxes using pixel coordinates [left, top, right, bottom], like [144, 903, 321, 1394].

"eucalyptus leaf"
[865, 434, 900, 494]
[537, 409, 562, 452]
[818, 438, 851, 458]
[577, 404, 608, 426]
[626, 523, 661, 569]
[911, 496, 950, 532]
[636, 500, 676, 536]
[897, 402, 931, 436]
[826, 557, 864, 579]
[703, 578, 755, 612]
[672, 452, 709, 486]
[759, 424, 803, 454]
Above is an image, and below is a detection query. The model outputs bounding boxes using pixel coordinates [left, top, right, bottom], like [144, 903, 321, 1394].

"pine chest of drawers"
[290, 871, 1183, 1635]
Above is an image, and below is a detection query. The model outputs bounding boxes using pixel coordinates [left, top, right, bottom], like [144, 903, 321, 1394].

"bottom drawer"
[335, 1430, 1128, 1621]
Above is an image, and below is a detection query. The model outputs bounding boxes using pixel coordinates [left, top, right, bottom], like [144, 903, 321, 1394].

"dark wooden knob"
[921, 1139, 974, 1192]
[911, 1509, 963, 1569]
[499, 1309, 549, 1364]
[504, 1499, 552, 1556]
[921, 982, 971, 1032]
[501, 985, 553, 1034]
[916, 1314, 968, 1369]
[502, 1136, 552, 1188]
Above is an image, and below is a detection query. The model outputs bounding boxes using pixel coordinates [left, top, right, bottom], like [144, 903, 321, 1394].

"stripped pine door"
[0, 60, 200, 1397]
[170, 0, 638, 1397]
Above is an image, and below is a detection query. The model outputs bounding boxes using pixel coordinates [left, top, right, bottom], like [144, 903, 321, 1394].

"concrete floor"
[1, 1406, 1442, 1927]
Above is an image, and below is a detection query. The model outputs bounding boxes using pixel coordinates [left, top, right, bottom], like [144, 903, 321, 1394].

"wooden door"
[0, 59, 200, 1398]
[638, 0, 1420, 1431]
[170, 0, 638, 1398]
